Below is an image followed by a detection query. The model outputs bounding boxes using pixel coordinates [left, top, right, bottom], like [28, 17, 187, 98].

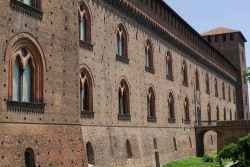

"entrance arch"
[154, 151, 160, 167]
[195, 130, 218, 157]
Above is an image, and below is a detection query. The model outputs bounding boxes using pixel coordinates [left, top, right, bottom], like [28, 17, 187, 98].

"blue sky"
[164, 0, 250, 102]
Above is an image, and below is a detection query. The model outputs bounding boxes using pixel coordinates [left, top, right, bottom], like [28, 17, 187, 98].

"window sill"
[145, 66, 155, 74]
[183, 81, 188, 87]
[168, 118, 176, 123]
[10, 0, 43, 20]
[166, 74, 174, 81]
[118, 114, 131, 120]
[184, 119, 191, 124]
[79, 40, 94, 51]
[7, 100, 45, 114]
[81, 110, 95, 118]
[147, 116, 157, 122]
[116, 55, 129, 64]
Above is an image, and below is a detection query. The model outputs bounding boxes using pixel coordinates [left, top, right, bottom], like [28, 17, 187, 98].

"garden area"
[163, 134, 250, 167]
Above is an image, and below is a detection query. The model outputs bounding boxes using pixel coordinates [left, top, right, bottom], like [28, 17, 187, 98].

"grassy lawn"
[163, 157, 230, 167]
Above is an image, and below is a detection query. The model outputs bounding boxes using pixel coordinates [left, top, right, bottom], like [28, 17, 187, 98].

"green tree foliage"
[244, 67, 250, 83]
[218, 134, 250, 167]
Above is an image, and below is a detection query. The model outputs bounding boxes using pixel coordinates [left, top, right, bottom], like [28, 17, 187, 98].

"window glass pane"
[13, 60, 21, 101]
[23, 0, 32, 6]
[79, 20, 85, 41]
[22, 63, 32, 102]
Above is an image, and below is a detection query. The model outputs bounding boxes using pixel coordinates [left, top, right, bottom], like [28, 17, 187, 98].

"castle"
[0, 0, 248, 167]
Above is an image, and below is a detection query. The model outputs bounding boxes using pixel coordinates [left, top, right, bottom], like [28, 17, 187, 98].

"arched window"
[230, 110, 232, 120]
[215, 78, 218, 97]
[182, 60, 188, 86]
[118, 79, 130, 117]
[166, 51, 173, 79]
[245, 92, 248, 106]
[205, 73, 210, 94]
[86, 142, 95, 165]
[184, 97, 190, 122]
[126, 140, 133, 159]
[25, 148, 36, 167]
[18, 0, 41, 9]
[222, 82, 225, 100]
[12, 48, 33, 102]
[195, 70, 200, 91]
[224, 108, 226, 120]
[189, 137, 192, 148]
[145, 39, 153, 69]
[153, 138, 158, 149]
[168, 92, 175, 123]
[80, 69, 93, 116]
[207, 104, 211, 125]
[116, 24, 128, 58]
[78, 2, 91, 43]
[233, 89, 236, 104]
[228, 86, 231, 102]
[147, 87, 156, 120]
[216, 106, 220, 121]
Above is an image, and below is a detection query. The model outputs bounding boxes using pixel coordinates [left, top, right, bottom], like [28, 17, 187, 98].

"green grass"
[163, 157, 230, 167]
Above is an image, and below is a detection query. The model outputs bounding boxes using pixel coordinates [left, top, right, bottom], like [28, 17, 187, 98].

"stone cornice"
[102, 0, 238, 83]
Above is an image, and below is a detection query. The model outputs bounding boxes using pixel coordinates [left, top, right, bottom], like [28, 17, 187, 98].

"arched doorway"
[25, 148, 36, 167]
[196, 130, 217, 157]
[155, 151, 160, 167]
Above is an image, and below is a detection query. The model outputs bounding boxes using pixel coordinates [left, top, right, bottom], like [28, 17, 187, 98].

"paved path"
[225, 162, 236, 167]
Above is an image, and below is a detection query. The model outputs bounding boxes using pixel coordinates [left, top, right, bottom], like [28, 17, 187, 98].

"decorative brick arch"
[78, 1, 92, 42]
[5, 33, 46, 103]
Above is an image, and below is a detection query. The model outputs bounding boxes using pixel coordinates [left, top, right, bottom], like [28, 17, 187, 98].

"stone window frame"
[78, 2, 94, 51]
[116, 23, 129, 64]
[147, 86, 157, 122]
[80, 68, 94, 118]
[6, 33, 45, 114]
[168, 91, 176, 123]
[184, 97, 190, 124]
[145, 39, 155, 74]
[166, 51, 173, 81]
[205, 73, 210, 94]
[118, 79, 131, 121]
[181, 60, 188, 86]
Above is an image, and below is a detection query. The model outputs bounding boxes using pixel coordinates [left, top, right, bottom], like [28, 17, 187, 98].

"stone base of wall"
[81, 126, 197, 167]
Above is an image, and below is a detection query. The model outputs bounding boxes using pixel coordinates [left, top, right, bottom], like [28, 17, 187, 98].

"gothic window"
[168, 92, 175, 122]
[118, 79, 130, 117]
[215, 78, 218, 97]
[78, 3, 91, 43]
[86, 142, 95, 166]
[222, 82, 225, 100]
[17, 0, 41, 9]
[147, 87, 156, 119]
[228, 86, 231, 102]
[233, 89, 236, 104]
[80, 69, 93, 116]
[25, 148, 36, 167]
[224, 108, 226, 120]
[126, 140, 133, 159]
[12, 48, 33, 102]
[207, 104, 211, 124]
[116, 24, 128, 59]
[195, 70, 200, 91]
[145, 39, 154, 69]
[205, 73, 210, 94]
[184, 97, 190, 121]
[182, 60, 188, 86]
[216, 106, 220, 121]
[166, 51, 173, 79]
[245, 92, 248, 106]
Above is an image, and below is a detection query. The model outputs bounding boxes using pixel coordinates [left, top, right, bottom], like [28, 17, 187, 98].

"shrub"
[218, 134, 250, 167]
[202, 153, 217, 162]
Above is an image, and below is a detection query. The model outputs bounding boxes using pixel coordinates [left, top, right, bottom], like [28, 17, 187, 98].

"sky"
[164, 0, 250, 103]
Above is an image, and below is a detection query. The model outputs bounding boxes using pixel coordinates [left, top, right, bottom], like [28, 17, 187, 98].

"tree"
[244, 67, 250, 83]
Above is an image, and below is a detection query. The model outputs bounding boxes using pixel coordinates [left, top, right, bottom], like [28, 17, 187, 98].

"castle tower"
[202, 27, 249, 119]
